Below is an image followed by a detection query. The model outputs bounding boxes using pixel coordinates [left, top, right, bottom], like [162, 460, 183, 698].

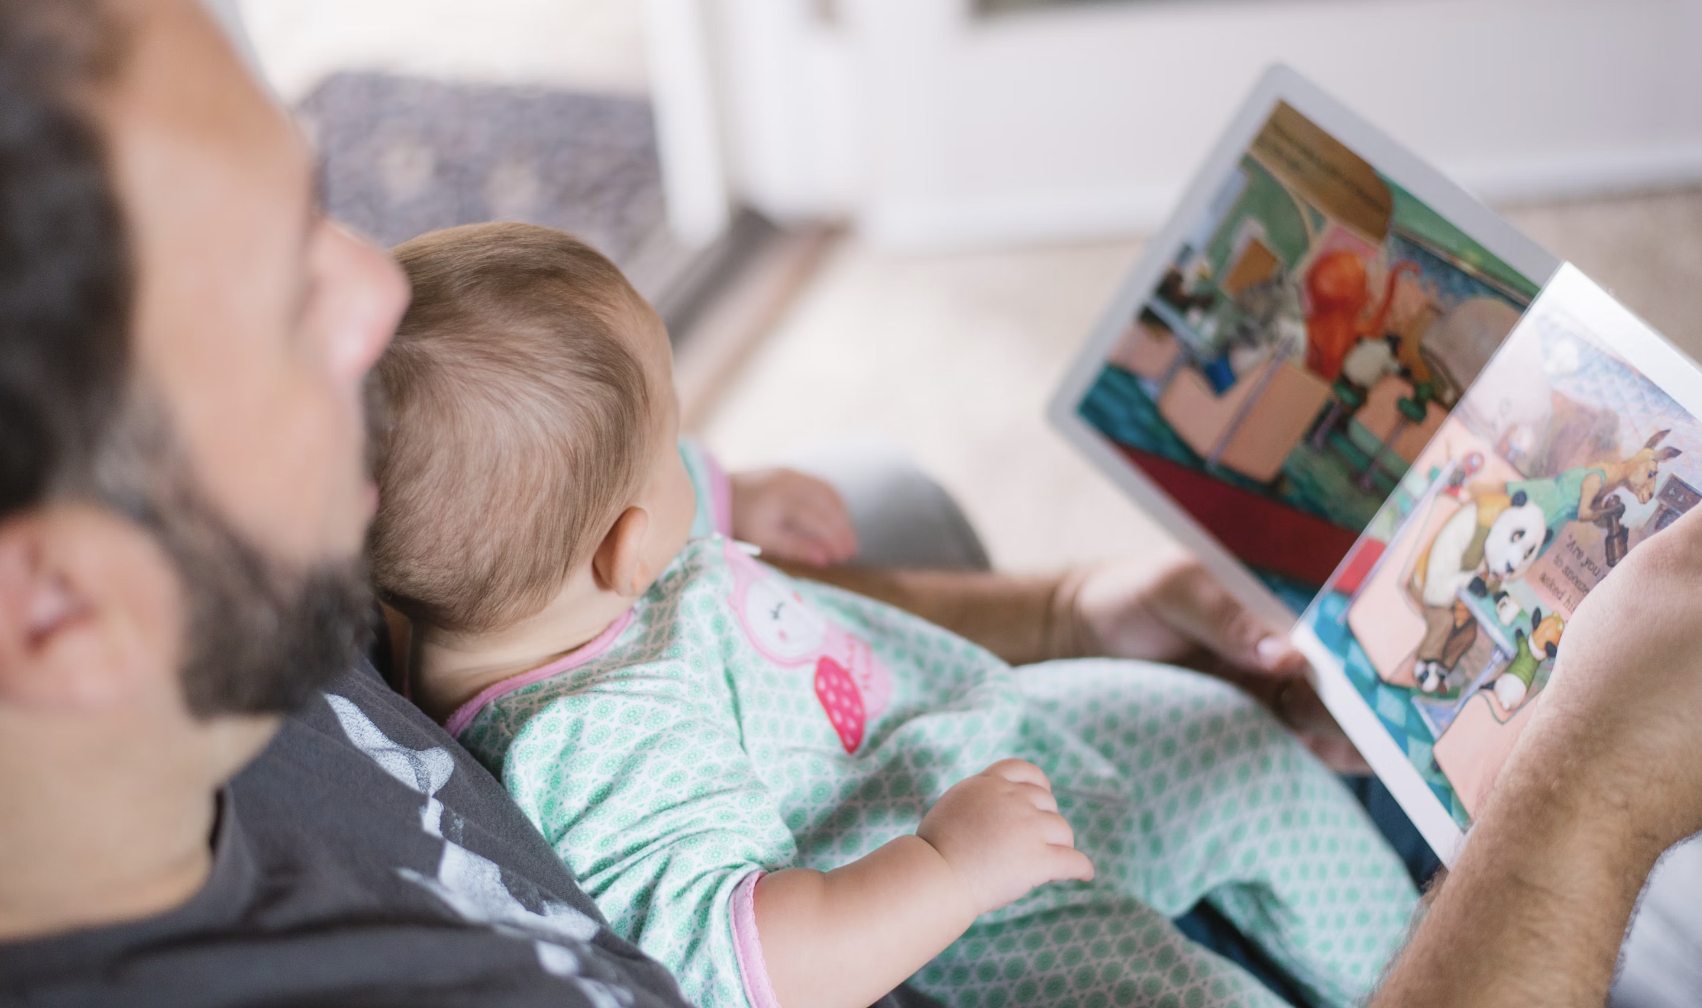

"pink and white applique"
[813, 657, 865, 753]
[725, 541, 891, 753]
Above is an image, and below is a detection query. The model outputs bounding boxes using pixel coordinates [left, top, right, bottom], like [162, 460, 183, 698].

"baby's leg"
[912, 898, 1290, 1008]
[1016, 659, 1417, 1008]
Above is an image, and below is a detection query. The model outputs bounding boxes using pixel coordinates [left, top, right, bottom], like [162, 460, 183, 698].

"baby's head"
[370, 222, 695, 640]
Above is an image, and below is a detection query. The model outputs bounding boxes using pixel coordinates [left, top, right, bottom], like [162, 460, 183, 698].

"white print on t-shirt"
[325, 693, 630, 1003]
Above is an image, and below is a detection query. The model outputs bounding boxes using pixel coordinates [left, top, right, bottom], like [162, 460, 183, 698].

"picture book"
[1051, 65, 1557, 628]
[1295, 264, 1702, 859]
[1050, 66, 1702, 860]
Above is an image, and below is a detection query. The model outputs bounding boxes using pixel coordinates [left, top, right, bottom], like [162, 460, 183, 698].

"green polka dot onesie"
[451, 447, 1416, 1008]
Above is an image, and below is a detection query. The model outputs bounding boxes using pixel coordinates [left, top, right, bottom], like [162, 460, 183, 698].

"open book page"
[1295, 263, 1702, 861]
[1050, 67, 1552, 627]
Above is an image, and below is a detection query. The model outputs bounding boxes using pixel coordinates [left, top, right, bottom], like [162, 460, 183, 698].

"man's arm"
[771, 563, 1076, 667]
[1373, 507, 1702, 1006]
[1371, 723, 1661, 1005]
[777, 554, 1369, 771]
[775, 551, 1283, 669]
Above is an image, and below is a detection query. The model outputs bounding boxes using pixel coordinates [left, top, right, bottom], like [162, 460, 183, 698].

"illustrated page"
[1071, 101, 1540, 613]
[1295, 264, 1702, 857]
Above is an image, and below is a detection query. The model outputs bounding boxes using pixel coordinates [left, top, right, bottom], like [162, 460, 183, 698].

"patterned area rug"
[297, 72, 695, 306]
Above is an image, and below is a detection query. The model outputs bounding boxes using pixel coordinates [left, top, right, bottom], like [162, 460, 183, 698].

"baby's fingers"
[1043, 844, 1095, 884]
[1034, 808, 1075, 848]
[1018, 782, 1060, 815]
[789, 488, 858, 561]
[983, 758, 1051, 790]
[769, 527, 834, 567]
[782, 515, 853, 566]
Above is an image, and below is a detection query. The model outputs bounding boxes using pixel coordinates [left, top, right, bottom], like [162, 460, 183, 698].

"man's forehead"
[103, 0, 309, 197]
[99, 0, 318, 418]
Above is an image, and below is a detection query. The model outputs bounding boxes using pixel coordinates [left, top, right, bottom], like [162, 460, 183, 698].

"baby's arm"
[755, 759, 1093, 1008]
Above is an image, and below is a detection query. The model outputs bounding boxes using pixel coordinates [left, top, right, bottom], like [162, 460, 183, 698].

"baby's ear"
[591, 506, 651, 597]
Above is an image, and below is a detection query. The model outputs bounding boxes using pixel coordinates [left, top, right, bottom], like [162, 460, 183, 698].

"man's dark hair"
[0, 1, 373, 719]
[0, 0, 131, 518]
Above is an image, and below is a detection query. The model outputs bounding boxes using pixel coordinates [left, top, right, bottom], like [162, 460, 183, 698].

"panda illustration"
[1408, 489, 1551, 694]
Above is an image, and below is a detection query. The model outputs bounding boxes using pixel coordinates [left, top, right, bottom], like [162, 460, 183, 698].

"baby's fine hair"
[370, 222, 654, 634]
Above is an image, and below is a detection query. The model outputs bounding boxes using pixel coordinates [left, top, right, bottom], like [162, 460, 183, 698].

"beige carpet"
[698, 188, 1702, 574]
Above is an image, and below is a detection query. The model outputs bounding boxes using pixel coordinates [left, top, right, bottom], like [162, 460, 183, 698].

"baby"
[370, 223, 1417, 1008]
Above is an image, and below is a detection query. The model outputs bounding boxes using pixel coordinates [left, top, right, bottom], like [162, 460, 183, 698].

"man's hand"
[917, 759, 1094, 916]
[1372, 505, 1702, 1008]
[1524, 503, 1702, 851]
[1063, 557, 1368, 772]
[729, 468, 858, 567]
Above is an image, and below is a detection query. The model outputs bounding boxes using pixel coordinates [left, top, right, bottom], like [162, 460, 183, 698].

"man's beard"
[90, 394, 373, 719]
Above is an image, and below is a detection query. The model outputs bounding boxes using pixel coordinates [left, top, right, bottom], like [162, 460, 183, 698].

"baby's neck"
[413, 588, 633, 726]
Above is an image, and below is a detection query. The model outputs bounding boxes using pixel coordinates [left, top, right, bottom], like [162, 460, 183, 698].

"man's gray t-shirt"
[0, 661, 690, 1007]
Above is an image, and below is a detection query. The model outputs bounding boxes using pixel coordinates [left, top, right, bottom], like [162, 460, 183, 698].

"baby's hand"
[917, 759, 1094, 916]
[729, 468, 858, 567]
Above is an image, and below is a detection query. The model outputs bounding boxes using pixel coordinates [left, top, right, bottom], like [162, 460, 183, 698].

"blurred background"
[218, 0, 1702, 577]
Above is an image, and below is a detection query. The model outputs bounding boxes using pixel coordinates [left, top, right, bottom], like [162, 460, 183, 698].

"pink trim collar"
[704, 449, 734, 538]
[443, 611, 634, 737]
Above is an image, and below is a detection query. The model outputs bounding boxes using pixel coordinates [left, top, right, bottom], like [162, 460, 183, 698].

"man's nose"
[326, 223, 407, 386]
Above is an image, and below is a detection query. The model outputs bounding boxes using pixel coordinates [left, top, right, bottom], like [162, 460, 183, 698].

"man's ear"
[590, 506, 651, 598]
[0, 506, 180, 713]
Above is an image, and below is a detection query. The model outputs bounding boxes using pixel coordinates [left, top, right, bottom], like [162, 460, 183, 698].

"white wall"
[236, 0, 650, 105]
[224, 0, 1702, 252]
[693, 0, 1702, 250]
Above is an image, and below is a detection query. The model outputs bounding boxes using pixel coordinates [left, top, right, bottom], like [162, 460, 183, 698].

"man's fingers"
[1160, 567, 1304, 676]
[1274, 678, 1338, 735]
[1304, 733, 1371, 775]
[1284, 702, 1369, 772]
[1269, 680, 1370, 772]
[1253, 634, 1307, 675]
[1216, 604, 1304, 676]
